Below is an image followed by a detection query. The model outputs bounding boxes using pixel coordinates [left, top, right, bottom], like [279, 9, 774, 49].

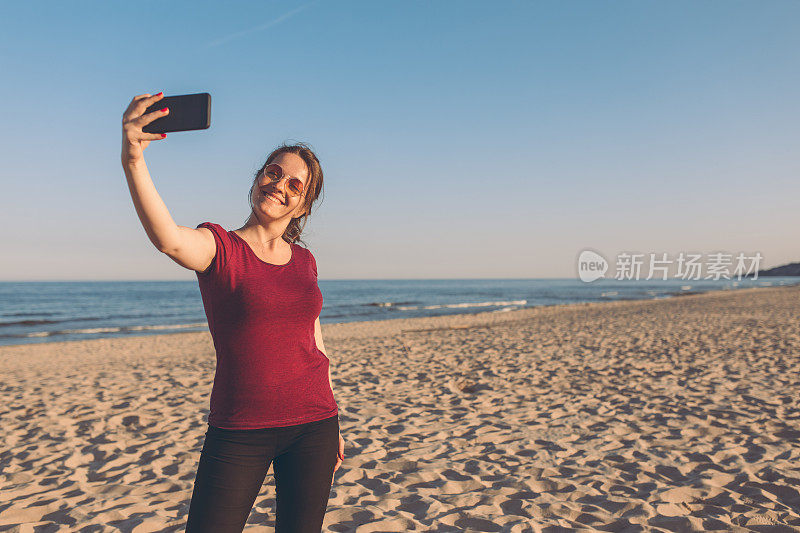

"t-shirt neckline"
[229, 230, 295, 267]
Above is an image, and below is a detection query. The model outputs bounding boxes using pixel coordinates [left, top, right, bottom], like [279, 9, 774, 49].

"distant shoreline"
[2, 279, 797, 350]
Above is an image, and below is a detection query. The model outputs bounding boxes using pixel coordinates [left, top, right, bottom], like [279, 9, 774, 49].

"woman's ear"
[292, 204, 309, 219]
[294, 194, 310, 218]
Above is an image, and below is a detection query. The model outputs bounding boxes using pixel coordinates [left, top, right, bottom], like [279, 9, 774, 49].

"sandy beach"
[1, 285, 799, 532]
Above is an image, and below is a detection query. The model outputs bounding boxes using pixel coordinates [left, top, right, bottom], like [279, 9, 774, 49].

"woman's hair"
[246, 141, 324, 246]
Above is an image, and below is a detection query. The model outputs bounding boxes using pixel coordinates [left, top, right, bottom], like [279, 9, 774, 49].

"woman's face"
[251, 152, 310, 220]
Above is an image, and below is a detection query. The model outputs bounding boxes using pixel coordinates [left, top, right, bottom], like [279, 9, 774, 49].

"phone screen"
[142, 93, 211, 134]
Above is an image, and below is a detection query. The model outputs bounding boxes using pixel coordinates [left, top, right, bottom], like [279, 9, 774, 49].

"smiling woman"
[119, 101, 342, 533]
[182, 143, 345, 533]
[244, 142, 325, 247]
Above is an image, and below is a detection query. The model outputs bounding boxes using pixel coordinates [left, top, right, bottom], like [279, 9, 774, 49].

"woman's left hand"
[332, 430, 345, 485]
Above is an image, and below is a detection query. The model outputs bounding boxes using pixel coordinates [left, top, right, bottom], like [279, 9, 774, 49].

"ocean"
[1, 277, 796, 347]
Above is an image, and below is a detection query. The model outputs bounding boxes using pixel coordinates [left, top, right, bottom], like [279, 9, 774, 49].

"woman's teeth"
[263, 192, 283, 205]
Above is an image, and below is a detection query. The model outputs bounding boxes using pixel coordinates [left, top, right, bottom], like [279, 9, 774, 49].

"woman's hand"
[332, 430, 345, 485]
[121, 92, 170, 165]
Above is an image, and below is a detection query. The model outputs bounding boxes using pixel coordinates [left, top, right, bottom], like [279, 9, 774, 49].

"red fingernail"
[161, 133, 167, 138]
[160, 107, 168, 112]
[156, 92, 163, 96]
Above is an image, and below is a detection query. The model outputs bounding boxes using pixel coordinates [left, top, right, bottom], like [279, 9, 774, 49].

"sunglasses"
[262, 163, 306, 197]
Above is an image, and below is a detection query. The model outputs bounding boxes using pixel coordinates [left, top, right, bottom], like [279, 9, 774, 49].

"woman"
[121, 92, 345, 533]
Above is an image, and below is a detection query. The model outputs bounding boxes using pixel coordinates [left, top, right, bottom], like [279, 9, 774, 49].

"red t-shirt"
[194, 222, 338, 429]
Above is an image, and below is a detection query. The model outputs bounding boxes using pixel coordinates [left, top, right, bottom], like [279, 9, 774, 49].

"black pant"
[185, 414, 339, 533]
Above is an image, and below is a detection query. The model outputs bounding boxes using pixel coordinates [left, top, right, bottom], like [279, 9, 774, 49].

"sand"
[1, 285, 799, 532]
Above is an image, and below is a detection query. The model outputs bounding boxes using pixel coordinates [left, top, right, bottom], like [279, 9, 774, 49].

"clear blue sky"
[1, 1, 798, 280]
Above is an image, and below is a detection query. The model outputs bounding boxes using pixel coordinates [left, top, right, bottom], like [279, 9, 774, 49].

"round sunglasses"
[262, 163, 306, 197]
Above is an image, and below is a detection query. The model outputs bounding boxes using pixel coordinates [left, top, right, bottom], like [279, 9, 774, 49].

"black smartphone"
[142, 92, 212, 134]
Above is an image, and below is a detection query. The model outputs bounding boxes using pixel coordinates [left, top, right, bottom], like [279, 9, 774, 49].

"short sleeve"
[196, 222, 230, 276]
[308, 249, 318, 278]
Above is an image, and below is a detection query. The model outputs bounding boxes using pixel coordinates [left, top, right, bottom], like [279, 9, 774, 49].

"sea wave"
[0, 322, 209, 340]
[396, 300, 527, 311]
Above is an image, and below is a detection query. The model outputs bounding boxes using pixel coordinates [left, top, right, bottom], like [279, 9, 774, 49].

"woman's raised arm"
[120, 92, 215, 273]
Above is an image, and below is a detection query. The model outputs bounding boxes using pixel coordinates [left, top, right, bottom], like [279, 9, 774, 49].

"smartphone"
[142, 92, 212, 134]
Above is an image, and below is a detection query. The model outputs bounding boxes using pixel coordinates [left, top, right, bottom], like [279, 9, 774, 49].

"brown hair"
[246, 141, 324, 246]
